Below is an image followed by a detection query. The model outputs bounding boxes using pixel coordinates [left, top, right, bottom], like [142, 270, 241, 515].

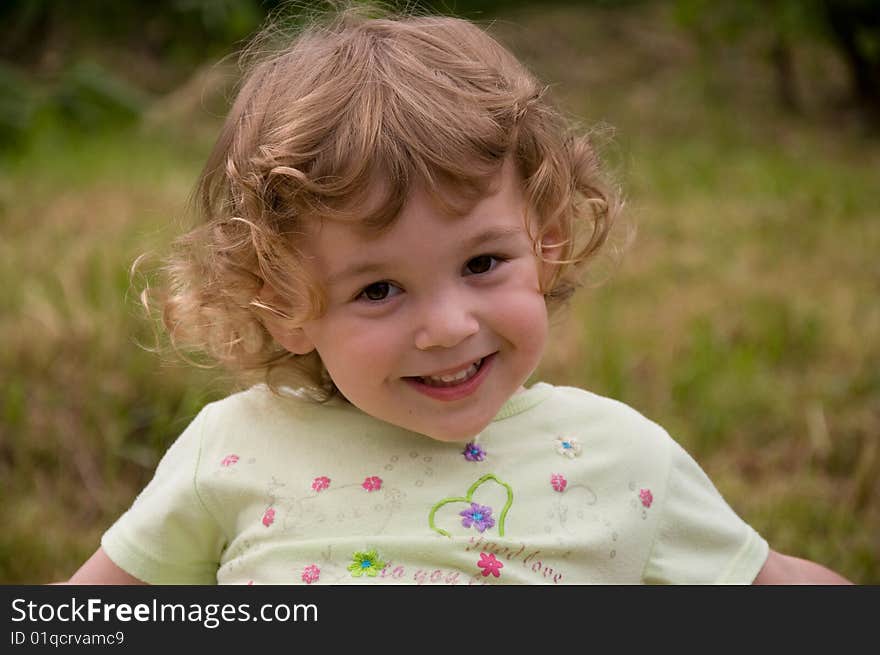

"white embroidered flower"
[555, 436, 582, 458]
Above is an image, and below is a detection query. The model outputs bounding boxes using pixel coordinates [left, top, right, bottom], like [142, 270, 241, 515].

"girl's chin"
[420, 431, 480, 444]
[414, 415, 497, 443]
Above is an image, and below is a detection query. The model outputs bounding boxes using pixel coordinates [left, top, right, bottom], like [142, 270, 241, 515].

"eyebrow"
[327, 225, 524, 285]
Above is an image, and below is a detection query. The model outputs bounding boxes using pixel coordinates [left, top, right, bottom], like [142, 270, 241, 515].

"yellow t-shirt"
[102, 382, 768, 584]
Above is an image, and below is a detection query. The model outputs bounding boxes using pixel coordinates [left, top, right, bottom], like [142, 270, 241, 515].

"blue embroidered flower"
[462, 442, 486, 462]
[555, 436, 582, 458]
[459, 502, 495, 532]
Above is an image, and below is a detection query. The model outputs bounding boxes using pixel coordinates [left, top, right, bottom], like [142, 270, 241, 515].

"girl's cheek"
[334, 321, 401, 356]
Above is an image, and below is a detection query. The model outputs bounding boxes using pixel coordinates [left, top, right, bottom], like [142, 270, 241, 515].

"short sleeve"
[101, 407, 225, 584]
[641, 439, 769, 584]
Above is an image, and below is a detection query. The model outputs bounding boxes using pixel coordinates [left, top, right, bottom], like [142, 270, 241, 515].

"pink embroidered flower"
[477, 552, 504, 578]
[551, 473, 567, 492]
[362, 476, 383, 492]
[262, 508, 275, 527]
[221, 454, 239, 467]
[312, 476, 330, 492]
[639, 488, 653, 508]
[301, 564, 320, 584]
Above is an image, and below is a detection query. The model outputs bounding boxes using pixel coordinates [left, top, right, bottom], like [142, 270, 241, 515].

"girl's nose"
[414, 291, 480, 350]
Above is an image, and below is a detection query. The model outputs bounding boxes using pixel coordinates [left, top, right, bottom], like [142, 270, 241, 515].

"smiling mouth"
[407, 357, 487, 388]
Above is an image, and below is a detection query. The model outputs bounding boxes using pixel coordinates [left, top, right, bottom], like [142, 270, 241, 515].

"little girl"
[68, 4, 849, 585]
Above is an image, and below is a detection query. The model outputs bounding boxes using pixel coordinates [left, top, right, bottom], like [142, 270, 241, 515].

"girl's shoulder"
[528, 382, 678, 471]
[540, 383, 672, 439]
[193, 383, 410, 451]
[201, 384, 344, 424]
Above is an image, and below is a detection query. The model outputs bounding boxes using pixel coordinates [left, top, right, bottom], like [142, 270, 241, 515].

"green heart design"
[428, 473, 514, 538]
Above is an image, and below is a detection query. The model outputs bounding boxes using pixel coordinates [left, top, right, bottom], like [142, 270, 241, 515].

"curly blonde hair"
[156, 2, 622, 401]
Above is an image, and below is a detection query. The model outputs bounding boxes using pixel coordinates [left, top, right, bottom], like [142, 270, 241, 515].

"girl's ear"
[540, 227, 565, 261]
[265, 322, 316, 355]
[257, 285, 316, 355]
[538, 224, 566, 288]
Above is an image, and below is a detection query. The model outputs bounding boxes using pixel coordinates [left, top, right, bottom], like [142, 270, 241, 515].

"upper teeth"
[424, 359, 482, 384]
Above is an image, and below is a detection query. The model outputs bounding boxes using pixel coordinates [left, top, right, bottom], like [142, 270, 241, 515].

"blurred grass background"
[1, 0, 878, 584]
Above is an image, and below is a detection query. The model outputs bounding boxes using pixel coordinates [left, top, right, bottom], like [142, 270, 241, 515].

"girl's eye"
[357, 281, 401, 302]
[466, 254, 502, 275]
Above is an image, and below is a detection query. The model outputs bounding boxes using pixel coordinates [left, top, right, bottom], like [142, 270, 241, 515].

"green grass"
[2, 3, 878, 583]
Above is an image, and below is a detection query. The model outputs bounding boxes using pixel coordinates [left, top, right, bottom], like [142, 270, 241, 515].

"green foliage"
[52, 62, 147, 131]
[674, 0, 880, 123]
[673, 0, 825, 41]
[0, 0, 267, 66]
[0, 64, 37, 152]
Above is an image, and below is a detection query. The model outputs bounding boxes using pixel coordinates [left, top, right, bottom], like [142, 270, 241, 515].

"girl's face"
[274, 160, 554, 442]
